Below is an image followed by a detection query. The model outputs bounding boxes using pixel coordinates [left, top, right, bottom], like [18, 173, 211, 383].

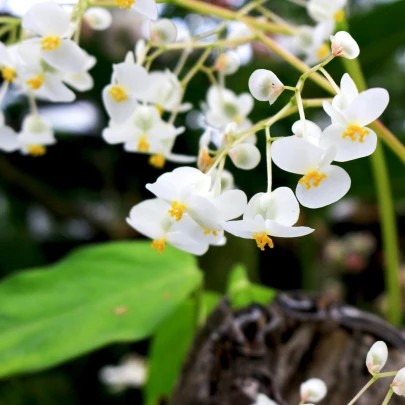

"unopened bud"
[150, 19, 177, 45]
[255, 394, 280, 405]
[366, 341, 388, 374]
[135, 40, 147, 65]
[249, 69, 284, 105]
[198, 148, 212, 173]
[84, 7, 112, 31]
[330, 31, 359, 59]
[392, 368, 405, 396]
[214, 52, 240, 76]
[229, 143, 260, 170]
[300, 378, 327, 403]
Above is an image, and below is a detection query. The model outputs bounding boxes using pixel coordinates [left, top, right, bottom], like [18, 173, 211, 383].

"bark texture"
[169, 293, 405, 405]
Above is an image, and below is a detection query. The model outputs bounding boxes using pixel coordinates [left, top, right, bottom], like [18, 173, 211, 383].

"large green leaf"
[0, 241, 202, 379]
[227, 264, 276, 309]
[145, 291, 221, 405]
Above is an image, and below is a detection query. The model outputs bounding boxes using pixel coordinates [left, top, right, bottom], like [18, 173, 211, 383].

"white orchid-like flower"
[84, 7, 113, 31]
[366, 341, 388, 374]
[272, 136, 351, 209]
[114, 0, 158, 20]
[0, 114, 55, 156]
[63, 52, 96, 92]
[205, 86, 253, 130]
[249, 69, 284, 105]
[22, 1, 86, 74]
[102, 61, 149, 122]
[307, 0, 347, 24]
[150, 19, 178, 45]
[300, 378, 327, 403]
[330, 31, 360, 59]
[223, 188, 314, 251]
[321, 78, 389, 162]
[145, 167, 247, 240]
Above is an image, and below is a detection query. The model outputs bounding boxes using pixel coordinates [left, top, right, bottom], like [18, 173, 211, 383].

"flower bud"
[300, 378, 327, 403]
[197, 147, 212, 173]
[150, 19, 177, 45]
[84, 7, 112, 31]
[393, 368, 405, 396]
[255, 394, 280, 405]
[135, 40, 147, 65]
[366, 341, 388, 374]
[248, 69, 284, 105]
[229, 143, 261, 170]
[330, 31, 360, 59]
[214, 52, 240, 75]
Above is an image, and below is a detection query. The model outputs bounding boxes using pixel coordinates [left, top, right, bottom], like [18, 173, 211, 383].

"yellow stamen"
[26, 75, 43, 90]
[137, 135, 150, 152]
[40, 36, 61, 51]
[149, 154, 165, 169]
[151, 239, 165, 253]
[27, 145, 46, 157]
[204, 230, 219, 236]
[115, 0, 135, 9]
[317, 43, 330, 60]
[156, 105, 164, 116]
[253, 232, 274, 251]
[109, 85, 128, 103]
[1, 67, 16, 82]
[342, 124, 370, 143]
[334, 9, 345, 23]
[168, 201, 185, 222]
[299, 171, 327, 190]
[198, 148, 212, 173]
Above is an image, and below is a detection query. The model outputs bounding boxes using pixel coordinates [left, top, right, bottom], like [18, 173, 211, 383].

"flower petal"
[321, 123, 377, 162]
[271, 137, 324, 175]
[64, 72, 94, 92]
[0, 126, 20, 152]
[222, 219, 257, 239]
[323, 101, 347, 125]
[292, 119, 322, 140]
[133, 0, 158, 20]
[212, 189, 247, 221]
[41, 74, 75, 102]
[114, 63, 150, 94]
[296, 165, 351, 209]
[186, 194, 220, 230]
[102, 85, 137, 122]
[267, 187, 300, 226]
[265, 220, 314, 238]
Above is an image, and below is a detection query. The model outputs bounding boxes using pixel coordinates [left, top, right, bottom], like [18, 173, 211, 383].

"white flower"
[205, 86, 253, 130]
[145, 166, 247, 239]
[150, 19, 177, 45]
[63, 52, 96, 92]
[249, 69, 284, 105]
[223, 188, 314, 250]
[18, 64, 75, 102]
[393, 368, 405, 397]
[228, 143, 261, 170]
[0, 42, 19, 83]
[102, 61, 149, 122]
[330, 31, 360, 59]
[321, 83, 389, 162]
[272, 137, 351, 209]
[254, 394, 280, 405]
[0, 114, 55, 156]
[366, 341, 388, 374]
[22, 1, 86, 74]
[127, 198, 209, 255]
[84, 7, 113, 31]
[300, 378, 327, 403]
[137, 70, 187, 113]
[307, 0, 347, 24]
[114, 0, 158, 20]
[214, 52, 240, 76]
[331, 73, 358, 111]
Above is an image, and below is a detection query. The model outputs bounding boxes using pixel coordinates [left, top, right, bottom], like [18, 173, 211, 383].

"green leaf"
[227, 264, 276, 309]
[0, 241, 202, 379]
[145, 291, 221, 405]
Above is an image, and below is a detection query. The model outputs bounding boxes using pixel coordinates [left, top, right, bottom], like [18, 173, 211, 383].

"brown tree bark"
[169, 293, 405, 405]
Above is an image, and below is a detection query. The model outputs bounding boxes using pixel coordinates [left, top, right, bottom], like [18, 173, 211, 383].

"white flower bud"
[229, 143, 261, 170]
[330, 31, 360, 59]
[84, 7, 112, 31]
[300, 378, 327, 403]
[366, 341, 388, 374]
[135, 40, 147, 65]
[248, 69, 284, 105]
[255, 394, 280, 405]
[393, 368, 405, 396]
[214, 52, 240, 75]
[150, 19, 177, 45]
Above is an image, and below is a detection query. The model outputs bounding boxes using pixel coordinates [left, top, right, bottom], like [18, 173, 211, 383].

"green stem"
[348, 377, 376, 405]
[376, 371, 399, 378]
[382, 388, 394, 405]
[265, 126, 272, 193]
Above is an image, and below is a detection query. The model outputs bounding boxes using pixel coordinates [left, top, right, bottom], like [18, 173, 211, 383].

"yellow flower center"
[26, 75, 44, 90]
[109, 85, 128, 102]
[253, 232, 274, 251]
[299, 171, 327, 190]
[115, 0, 135, 9]
[342, 124, 370, 143]
[1, 67, 16, 82]
[334, 9, 345, 23]
[317, 43, 330, 60]
[151, 239, 165, 253]
[27, 145, 46, 157]
[137, 135, 150, 152]
[156, 105, 164, 116]
[40, 36, 61, 51]
[204, 229, 218, 236]
[149, 154, 166, 168]
[168, 201, 185, 222]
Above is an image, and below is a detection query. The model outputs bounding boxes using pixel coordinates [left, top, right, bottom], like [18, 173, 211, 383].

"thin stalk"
[376, 371, 399, 378]
[265, 125, 272, 193]
[347, 377, 376, 405]
[181, 47, 212, 87]
[319, 67, 340, 94]
[382, 388, 394, 405]
[295, 90, 307, 136]
[174, 49, 190, 76]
